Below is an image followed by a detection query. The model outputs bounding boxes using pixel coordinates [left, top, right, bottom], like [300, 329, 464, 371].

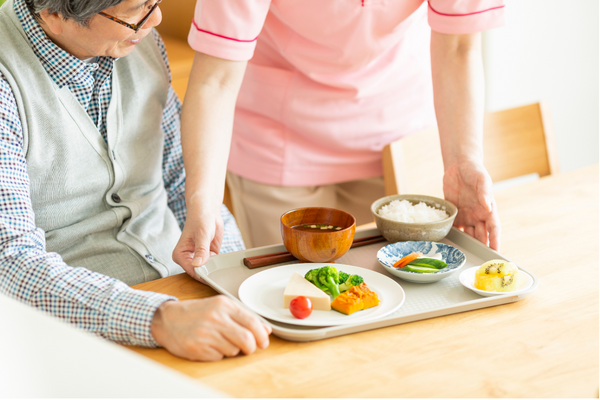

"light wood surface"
[128, 164, 599, 398]
[383, 102, 561, 197]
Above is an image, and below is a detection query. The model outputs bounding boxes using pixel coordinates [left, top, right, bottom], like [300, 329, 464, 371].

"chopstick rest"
[243, 235, 386, 269]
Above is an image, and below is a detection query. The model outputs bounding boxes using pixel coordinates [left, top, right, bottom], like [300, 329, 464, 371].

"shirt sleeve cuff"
[427, 2, 506, 35]
[105, 290, 178, 347]
[187, 21, 258, 61]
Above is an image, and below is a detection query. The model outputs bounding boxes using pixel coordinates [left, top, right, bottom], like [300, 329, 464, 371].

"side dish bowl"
[281, 207, 356, 263]
[377, 241, 466, 283]
[371, 194, 457, 243]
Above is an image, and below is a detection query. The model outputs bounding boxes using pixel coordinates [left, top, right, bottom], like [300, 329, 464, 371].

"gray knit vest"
[0, 0, 184, 285]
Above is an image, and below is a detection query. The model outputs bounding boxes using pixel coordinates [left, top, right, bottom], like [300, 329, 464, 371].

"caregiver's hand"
[173, 201, 223, 277]
[443, 160, 501, 251]
[174, 53, 248, 276]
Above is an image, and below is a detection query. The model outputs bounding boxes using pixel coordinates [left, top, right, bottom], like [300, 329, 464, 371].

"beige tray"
[194, 227, 538, 342]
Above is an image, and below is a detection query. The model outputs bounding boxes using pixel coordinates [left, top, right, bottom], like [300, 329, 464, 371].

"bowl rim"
[370, 194, 458, 225]
[280, 206, 356, 233]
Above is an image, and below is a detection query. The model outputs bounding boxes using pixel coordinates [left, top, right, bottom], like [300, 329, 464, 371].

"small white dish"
[238, 263, 405, 327]
[377, 241, 466, 283]
[459, 266, 534, 297]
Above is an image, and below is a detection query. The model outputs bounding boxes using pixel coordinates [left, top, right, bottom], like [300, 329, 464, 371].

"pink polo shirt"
[188, 0, 505, 186]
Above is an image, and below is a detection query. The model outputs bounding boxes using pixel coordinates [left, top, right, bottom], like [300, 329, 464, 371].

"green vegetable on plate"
[406, 257, 447, 269]
[304, 266, 364, 298]
[400, 257, 448, 273]
[400, 265, 440, 273]
[339, 274, 364, 292]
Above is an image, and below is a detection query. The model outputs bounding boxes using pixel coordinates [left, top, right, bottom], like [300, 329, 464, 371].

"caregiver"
[173, 0, 504, 272]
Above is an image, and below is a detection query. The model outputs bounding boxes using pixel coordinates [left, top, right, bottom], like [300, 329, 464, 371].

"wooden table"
[127, 164, 599, 398]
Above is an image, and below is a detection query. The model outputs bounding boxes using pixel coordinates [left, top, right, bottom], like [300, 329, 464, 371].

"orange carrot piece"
[393, 252, 423, 268]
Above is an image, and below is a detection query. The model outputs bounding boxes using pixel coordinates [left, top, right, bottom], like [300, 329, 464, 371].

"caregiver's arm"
[173, 52, 247, 274]
[430, 31, 501, 251]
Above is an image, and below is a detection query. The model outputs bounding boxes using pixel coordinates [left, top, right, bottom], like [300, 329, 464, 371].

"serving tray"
[194, 227, 539, 342]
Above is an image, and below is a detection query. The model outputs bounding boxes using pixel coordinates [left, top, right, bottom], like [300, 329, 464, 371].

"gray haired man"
[0, 0, 270, 361]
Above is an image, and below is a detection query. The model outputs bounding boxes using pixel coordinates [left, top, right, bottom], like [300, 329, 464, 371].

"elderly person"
[0, 0, 270, 361]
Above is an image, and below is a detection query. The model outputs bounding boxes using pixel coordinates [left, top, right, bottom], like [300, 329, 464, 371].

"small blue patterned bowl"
[377, 241, 467, 283]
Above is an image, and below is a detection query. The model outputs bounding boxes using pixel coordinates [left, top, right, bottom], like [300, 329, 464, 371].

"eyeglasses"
[99, 0, 162, 33]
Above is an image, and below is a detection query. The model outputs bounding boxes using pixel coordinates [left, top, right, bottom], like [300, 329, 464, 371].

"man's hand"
[443, 160, 501, 251]
[151, 296, 272, 362]
[173, 206, 223, 277]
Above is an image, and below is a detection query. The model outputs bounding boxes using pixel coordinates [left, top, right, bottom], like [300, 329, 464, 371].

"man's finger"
[190, 345, 225, 362]
[220, 318, 258, 355]
[229, 306, 271, 350]
[204, 336, 242, 359]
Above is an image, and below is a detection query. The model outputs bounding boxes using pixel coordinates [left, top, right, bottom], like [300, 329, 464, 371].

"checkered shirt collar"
[13, 0, 115, 89]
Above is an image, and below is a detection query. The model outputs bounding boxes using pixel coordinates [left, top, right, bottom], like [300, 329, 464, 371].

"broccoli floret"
[339, 274, 364, 292]
[304, 268, 328, 291]
[338, 271, 350, 285]
[317, 266, 341, 299]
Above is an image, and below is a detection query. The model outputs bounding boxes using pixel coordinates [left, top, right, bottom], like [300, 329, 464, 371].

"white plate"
[238, 263, 405, 327]
[459, 266, 534, 297]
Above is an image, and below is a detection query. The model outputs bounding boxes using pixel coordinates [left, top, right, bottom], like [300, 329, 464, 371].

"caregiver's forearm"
[430, 31, 485, 168]
[180, 52, 247, 211]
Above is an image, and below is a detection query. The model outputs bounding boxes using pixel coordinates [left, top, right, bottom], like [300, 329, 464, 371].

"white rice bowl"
[378, 199, 448, 223]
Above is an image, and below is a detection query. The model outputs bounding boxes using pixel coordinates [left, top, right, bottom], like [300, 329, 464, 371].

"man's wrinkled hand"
[443, 160, 501, 251]
[151, 296, 272, 362]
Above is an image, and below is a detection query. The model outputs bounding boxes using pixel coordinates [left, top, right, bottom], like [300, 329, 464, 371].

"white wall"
[483, 0, 599, 173]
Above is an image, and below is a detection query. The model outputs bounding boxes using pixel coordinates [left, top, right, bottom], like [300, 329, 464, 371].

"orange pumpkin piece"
[331, 283, 380, 315]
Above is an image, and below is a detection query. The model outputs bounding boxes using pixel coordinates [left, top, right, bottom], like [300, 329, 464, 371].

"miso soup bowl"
[280, 207, 356, 263]
[371, 194, 457, 243]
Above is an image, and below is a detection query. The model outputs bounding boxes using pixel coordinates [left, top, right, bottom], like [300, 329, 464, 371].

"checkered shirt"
[0, 0, 244, 347]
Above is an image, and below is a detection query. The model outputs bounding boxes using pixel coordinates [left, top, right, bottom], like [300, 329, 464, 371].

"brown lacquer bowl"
[280, 207, 356, 263]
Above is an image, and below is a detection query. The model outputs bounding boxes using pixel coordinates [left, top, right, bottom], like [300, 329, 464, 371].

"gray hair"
[24, 0, 127, 26]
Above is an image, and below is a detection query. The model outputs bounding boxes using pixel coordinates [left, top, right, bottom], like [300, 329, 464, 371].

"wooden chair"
[382, 102, 560, 197]
[157, 0, 196, 100]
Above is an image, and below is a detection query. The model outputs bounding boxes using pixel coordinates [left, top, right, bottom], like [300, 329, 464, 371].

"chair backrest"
[156, 1, 197, 100]
[382, 102, 560, 197]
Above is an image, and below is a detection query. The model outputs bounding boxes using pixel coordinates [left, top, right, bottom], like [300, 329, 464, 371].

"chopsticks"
[242, 234, 386, 269]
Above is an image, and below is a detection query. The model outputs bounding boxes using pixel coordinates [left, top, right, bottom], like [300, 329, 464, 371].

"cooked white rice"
[378, 199, 448, 223]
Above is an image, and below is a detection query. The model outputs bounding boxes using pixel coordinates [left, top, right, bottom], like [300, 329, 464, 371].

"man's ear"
[38, 9, 64, 35]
